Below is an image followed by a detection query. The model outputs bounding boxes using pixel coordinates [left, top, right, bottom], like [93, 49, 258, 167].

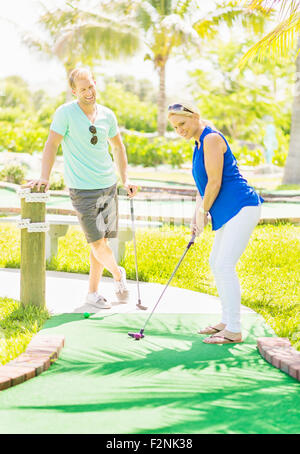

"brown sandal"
[203, 335, 243, 344]
[197, 326, 222, 335]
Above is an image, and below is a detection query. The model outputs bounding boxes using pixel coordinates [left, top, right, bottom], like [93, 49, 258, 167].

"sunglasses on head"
[89, 125, 98, 145]
[168, 104, 194, 114]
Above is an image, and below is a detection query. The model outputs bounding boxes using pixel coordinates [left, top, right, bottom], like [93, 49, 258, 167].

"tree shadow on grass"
[42, 312, 275, 375]
[15, 390, 300, 434]
[13, 335, 300, 434]
[12, 313, 299, 434]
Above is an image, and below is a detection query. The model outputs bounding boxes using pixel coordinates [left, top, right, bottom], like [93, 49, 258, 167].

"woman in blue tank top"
[168, 102, 263, 344]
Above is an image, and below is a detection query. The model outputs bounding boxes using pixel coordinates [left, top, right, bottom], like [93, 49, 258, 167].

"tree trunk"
[282, 44, 300, 185]
[157, 63, 167, 136]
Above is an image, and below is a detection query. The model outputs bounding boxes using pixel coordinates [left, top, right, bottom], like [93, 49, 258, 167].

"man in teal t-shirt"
[27, 67, 138, 309]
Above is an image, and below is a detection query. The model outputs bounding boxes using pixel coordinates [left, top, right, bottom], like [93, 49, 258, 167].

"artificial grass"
[0, 223, 299, 350]
[0, 312, 299, 434]
[0, 297, 49, 365]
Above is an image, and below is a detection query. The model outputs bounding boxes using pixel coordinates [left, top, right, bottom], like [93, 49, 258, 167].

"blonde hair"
[167, 101, 215, 129]
[69, 67, 95, 89]
[167, 100, 200, 118]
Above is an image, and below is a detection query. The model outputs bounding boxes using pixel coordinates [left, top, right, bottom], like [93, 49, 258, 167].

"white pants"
[209, 205, 261, 333]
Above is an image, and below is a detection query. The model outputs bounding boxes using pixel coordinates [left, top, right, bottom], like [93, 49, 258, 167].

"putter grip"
[187, 234, 196, 248]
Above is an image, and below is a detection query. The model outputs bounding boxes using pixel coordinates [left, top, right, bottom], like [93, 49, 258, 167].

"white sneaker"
[114, 266, 129, 302]
[85, 292, 112, 309]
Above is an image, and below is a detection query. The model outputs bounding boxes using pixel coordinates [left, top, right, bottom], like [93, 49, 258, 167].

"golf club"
[130, 196, 148, 311]
[128, 233, 196, 340]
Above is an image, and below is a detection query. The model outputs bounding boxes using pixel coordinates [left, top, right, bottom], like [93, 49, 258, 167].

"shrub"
[0, 163, 26, 184]
[122, 133, 193, 168]
[0, 107, 26, 122]
[272, 129, 289, 167]
[230, 129, 289, 168]
[0, 80, 32, 110]
[49, 173, 65, 190]
[231, 140, 265, 166]
[0, 120, 48, 154]
[98, 83, 157, 132]
[36, 92, 67, 129]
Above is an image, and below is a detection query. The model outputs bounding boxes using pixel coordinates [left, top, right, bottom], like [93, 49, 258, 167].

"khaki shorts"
[69, 184, 118, 243]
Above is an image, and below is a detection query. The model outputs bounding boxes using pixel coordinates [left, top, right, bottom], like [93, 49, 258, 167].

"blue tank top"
[192, 126, 264, 231]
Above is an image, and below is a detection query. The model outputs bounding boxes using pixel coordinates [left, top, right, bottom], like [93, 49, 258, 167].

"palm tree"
[238, 0, 300, 184]
[23, 1, 141, 99]
[100, 0, 201, 135]
[106, 0, 266, 135]
[285, 38, 300, 184]
[238, 0, 300, 65]
[24, 1, 265, 135]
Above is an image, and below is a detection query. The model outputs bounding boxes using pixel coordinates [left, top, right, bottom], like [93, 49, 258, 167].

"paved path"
[0, 267, 255, 316]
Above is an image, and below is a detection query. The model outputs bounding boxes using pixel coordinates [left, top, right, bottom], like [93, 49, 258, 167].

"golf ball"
[84, 312, 90, 318]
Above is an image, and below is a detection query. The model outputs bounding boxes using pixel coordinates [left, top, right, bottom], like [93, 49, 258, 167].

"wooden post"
[20, 188, 46, 308]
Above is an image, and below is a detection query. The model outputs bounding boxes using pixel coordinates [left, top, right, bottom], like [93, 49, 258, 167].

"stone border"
[257, 337, 300, 381]
[0, 334, 65, 391]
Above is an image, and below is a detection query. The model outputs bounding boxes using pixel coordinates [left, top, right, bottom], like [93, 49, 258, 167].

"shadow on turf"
[47, 323, 269, 373]
[41, 317, 276, 381]
[12, 330, 300, 434]
[9, 315, 300, 434]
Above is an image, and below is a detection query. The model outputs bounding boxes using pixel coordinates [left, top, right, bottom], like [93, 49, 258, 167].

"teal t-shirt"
[50, 101, 118, 189]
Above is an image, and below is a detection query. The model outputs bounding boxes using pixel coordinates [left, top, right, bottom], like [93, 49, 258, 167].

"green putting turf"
[0, 313, 299, 434]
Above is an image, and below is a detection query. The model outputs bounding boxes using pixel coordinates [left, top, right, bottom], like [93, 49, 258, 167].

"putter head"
[128, 330, 145, 340]
[136, 302, 148, 311]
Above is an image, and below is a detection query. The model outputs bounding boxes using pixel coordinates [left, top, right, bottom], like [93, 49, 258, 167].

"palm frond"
[137, 1, 162, 27]
[174, 0, 194, 16]
[246, 0, 300, 18]
[148, 0, 173, 16]
[160, 13, 201, 48]
[23, 3, 142, 72]
[246, 0, 282, 14]
[193, 4, 266, 39]
[238, 10, 300, 67]
[53, 19, 140, 61]
[22, 35, 53, 55]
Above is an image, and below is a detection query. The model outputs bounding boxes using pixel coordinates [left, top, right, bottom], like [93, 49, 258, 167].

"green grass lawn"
[276, 184, 300, 191]
[0, 297, 49, 365]
[0, 222, 299, 365]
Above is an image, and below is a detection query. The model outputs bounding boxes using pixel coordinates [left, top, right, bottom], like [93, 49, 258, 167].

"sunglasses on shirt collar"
[167, 104, 194, 114]
[89, 125, 98, 145]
